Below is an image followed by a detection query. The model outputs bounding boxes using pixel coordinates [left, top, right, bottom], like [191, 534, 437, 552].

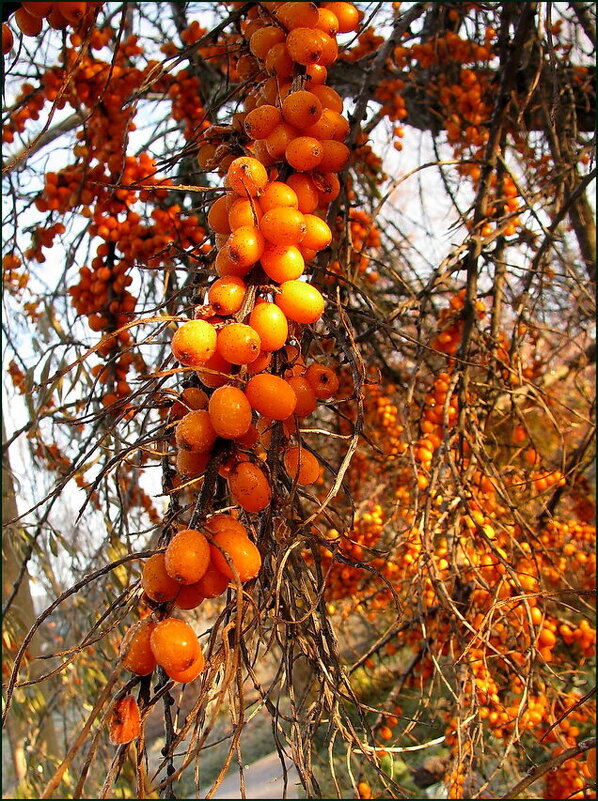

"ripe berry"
[276, 280, 325, 323]
[285, 136, 323, 172]
[282, 90, 323, 129]
[245, 374, 297, 420]
[259, 181, 299, 213]
[109, 696, 141, 745]
[175, 409, 218, 453]
[171, 320, 217, 367]
[248, 302, 289, 351]
[305, 363, 340, 398]
[121, 621, 157, 676]
[227, 156, 269, 197]
[165, 528, 211, 585]
[207, 276, 246, 316]
[217, 322, 261, 365]
[283, 446, 321, 485]
[150, 617, 202, 676]
[208, 385, 253, 439]
[228, 461, 272, 513]
[260, 207, 307, 247]
[210, 529, 262, 582]
[142, 553, 181, 604]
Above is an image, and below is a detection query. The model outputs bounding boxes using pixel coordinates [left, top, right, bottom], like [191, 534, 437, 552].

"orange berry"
[228, 197, 263, 230]
[286, 27, 324, 65]
[59, 2, 87, 25]
[172, 320, 217, 367]
[174, 582, 205, 610]
[285, 136, 323, 171]
[227, 461, 272, 513]
[283, 446, 321, 484]
[196, 350, 233, 388]
[150, 617, 202, 676]
[277, 2, 320, 30]
[245, 374, 297, 420]
[264, 41, 294, 79]
[314, 172, 341, 205]
[208, 276, 246, 316]
[305, 363, 339, 398]
[121, 621, 157, 676]
[208, 385, 253, 439]
[286, 173, 320, 213]
[538, 627, 556, 648]
[175, 409, 218, 453]
[260, 207, 307, 247]
[286, 375, 317, 416]
[193, 560, 229, 598]
[247, 350, 273, 374]
[142, 553, 181, 604]
[378, 725, 393, 741]
[208, 194, 234, 234]
[301, 214, 332, 251]
[227, 156, 269, 197]
[249, 25, 285, 60]
[316, 7, 340, 37]
[321, 2, 360, 33]
[276, 280, 325, 323]
[259, 181, 299, 213]
[21, 3, 54, 18]
[215, 246, 253, 278]
[109, 696, 141, 745]
[226, 225, 265, 269]
[210, 529, 262, 581]
[310, 84, 343, 113]
[14, 7, 43, 36]
[313, 29, 338, 66]
[357, 782, 372, 799]
[282, 90, 323, 130]
[165, 528, 211, 585]
[166, 651, 205, 683]
[243, 104, 282, 139]
[217, 322, 261, 365]
[266, 121, 300, 160]
[260, 244, 305, 283]
[318, 139, 350, 171]
[176, 448, 210, 479]
[304, 108, 349, 141]
[204, 513, 248, 538]
[249, 302, 289, 351]
[2, 23, 14, 54]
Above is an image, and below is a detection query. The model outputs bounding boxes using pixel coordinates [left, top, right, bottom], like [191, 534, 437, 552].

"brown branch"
[501, 737, 596, 799]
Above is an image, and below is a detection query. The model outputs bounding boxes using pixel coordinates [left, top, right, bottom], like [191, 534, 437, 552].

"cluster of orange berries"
[2, 2, 104, 55]
[2, 252, 28, 294]
[430, 289, 486, 357]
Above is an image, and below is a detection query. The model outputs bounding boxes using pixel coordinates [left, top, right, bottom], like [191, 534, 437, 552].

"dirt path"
[211, 751, 300, 799]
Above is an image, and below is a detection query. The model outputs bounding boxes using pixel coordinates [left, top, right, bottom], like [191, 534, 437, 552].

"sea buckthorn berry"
[260, 207, 307, 247]
[249, 302, 289, 351]
[165, 528, 211, 585]
[322, 2, 360, 33]
[228, 197, 263, 230]
[226, 225, 265, 269]
[266, 122, 300, 160]
[261, 244, 305, 283]
[243, 104, 282, 140]
[172, 320, 217, 367]
[21, 3, 54, 18]
[286, 375, 317, 417]
[208, 276, 247, 316]
[142, 553, 181, 604]
[193, 561, 229, 598]
[121, 621, 157, 676]
[305, 363, 340, 398]
[311, 84, 343, 113]
[276, 280, 325, 324]
[264, 42, 294, 79]
[215, 246, 253, 278]
[305, 108, 349, 141]
[167, 652, 205, 683]
[247, 350, 273, 374]
[318, 139, 350, 171]
[197, 143, 218, 170]
[176, 448, 210, 479]
[204, 513, 248, 538]
[2, 23, 14, 54]
[282, 90, 323, 130]
[249, 25, 286, 59]
[283, 446, 321, 485]
[196, 350, 232, 388]
[109, 696, 141, 745]
[250, 139, 277, 169]
[314, 172, 341, 205]
[285, 137, 323, 172]
[235, 423, 260, 448]
[245, 374, 297, 420]
[302, 214, 333, 251]
[313, 30, 339, 66]
[175, 409, 218, 453]
[178, 387, 209, 412]
[217, 322, 261, 365]
[227, 157, 269, 197]
[174, 582, 205, 610]
[305, 64, 328, 85]
[260, 182, 299, 213]
[46, 5, 69, 29]
[316, 7, 340, 36]
[208, 385, 253, 439]
[227, 461, 272, 513]
[14, 7, 43, 36]
[59, 2, 87, 25]
[277, 2, 320, 30]
[150, 618, 202, 676]
[286, 173, 320, 213]
[286, 27, 324, 65]
[208, 195, 235, 234]
[210, 529, 262, 581]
